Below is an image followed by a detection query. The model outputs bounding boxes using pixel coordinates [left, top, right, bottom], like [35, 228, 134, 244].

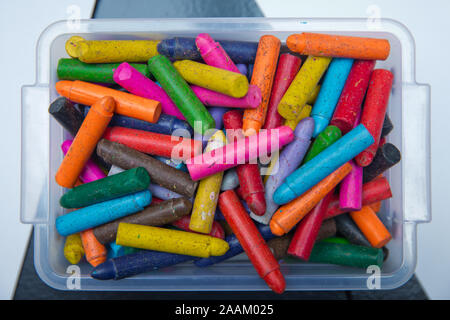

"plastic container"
[21, 18, 431, 291]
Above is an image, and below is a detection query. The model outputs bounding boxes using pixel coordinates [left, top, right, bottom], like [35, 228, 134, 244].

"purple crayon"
[191, 85, 261, 109]
[113, 62, 185, 120]
[251, 118, 314, 225]
[236, 64, 248, 76]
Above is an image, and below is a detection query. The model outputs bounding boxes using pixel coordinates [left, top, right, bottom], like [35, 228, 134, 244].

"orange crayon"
[270, 163, 352, 236]
[349, 206, 392, 248]
[287, 33, 390, 60]
[80, 229, 107, 267]
[243, 35, 280, 135]
[55, 96, 115, 188]
[369, 201, 382, 213]
[56, 80, 161, 123]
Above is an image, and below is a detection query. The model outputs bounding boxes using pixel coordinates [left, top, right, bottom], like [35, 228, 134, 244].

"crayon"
[55, 96, 115, 188]
[196, 33, 240, 73]
[191, 85, 261, 109]
[65, 36, 160, 63]
[48, 97, 85, 137]
[271, 163, 352, 236]
[307, 85, 321, 105]
[335, 214, 372, 247]
[113, 62, 185, 119]
[378, 137, 386, 148]
[189, 131, 227, 234]
[157, 37, 258, 64]
[63, 233, 85, 265]
[363, 143, 401, 183]
[283, 104, 312, 131]
[274, 124, 374, 205]
[263, 54, 302, 130]
[311, 58, 354, 137]
[247, 64, 254, 81]
[355, 70, 394, 167]
[56, 190, 152, 236]
[251, 117, 314, 225]
[236, 64, 248, 75]
[103, 126, 202, 161]
[195, 223, 276, 267]
[267, 219, 337, 260]
[287, 191, 334, 260]
[349, 206, 392, 248]
[339, 160, 363, 211]
[286, 33, 390, 60]
[154, 155, 188, 172]
[381, 114, 394, 137]
[61, 140, 106, 183]
[55, 80, 161, 123]
[325, 176, 392, 219]
[303, 125, 342, 163]
[84, 106, 193, 136]
[81, 229, 108, 267]
[370, 201, 382, 213]
[223, 110, 266, 215]
[93, 197, 192, 244]
[186, 126, 294, 181]
[148, 55, 215, 135]
[173, 216, 225, 239]
[107, 242, 140, 259]
[97, 139, 198, 198]
[321, 237, 350, 245]
[218, 190, 285, 294]
[218, 219, 234, 236]
[116, 223, 229, 258]
[57, 58, 150, 84]
[278, 56, 331, 120]
[221, 168, 239, 191]
[243, 35, 281, 134]
[173, 60, 249, 98]
[330, 60, 375, 134]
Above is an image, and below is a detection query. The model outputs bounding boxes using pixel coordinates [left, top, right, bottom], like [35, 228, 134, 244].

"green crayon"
[57, 58, 150, 83]
[321, 237, 350, 245]
[303, 125, 342, 163]
[60, 167, 150, 209]
[148, 55, 215, 135]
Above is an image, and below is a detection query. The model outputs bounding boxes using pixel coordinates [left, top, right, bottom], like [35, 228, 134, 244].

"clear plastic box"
[21, 18, 431, 291]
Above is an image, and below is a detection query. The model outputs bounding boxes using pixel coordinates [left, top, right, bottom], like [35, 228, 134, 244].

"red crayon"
[151, 197, 164, 203]
[172, 216, 225, 239]
[325, 176, 392, 219]
[355, 69, 394, 167]
[219, 190, 285, 294]
[287, 191, 334, 260]
[379, 136, 386, 147]
[330, 60, 375, 134]
[263, 54, 302, 130]
[103, 126, 202, 161]
[223, 110, 266, 215]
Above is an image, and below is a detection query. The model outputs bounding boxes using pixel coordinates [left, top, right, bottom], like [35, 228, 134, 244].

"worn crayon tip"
[209, 238, 230, 256]
[91, 261, 112, 280]
[286, 34, 307, 53]
[272, 184, 296, 206]
[55, 80, 73, 98]
[113, 62, 133, 82]
[355, 150, 375, 167]
[264, 269, 286, 294]
[269, 219, 285, 237]
[246, 193, 267, 216]
[65, 36, 85, 58]
[245, 85, 262, 109]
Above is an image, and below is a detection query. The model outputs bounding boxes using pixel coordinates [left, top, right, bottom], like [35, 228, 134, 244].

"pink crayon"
[339, 112, 363, 210]
[113, 62, 185, 120]
[61, 140, 106, 183]
[191, 84, 261, 109]
[196, 33, 240, 73]
[186, 126, 294, 181]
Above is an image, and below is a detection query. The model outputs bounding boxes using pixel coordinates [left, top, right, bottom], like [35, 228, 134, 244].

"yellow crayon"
[189, 131, 227, 234]
[307, 85, 321, 105]
[173, 60, 249, 98]
[278, 56, 331, 120]
[65, 36, 160, 63]
[63, 233, 85, 264]
[116, 223, 229, 258]
[284, 104, 313, 131]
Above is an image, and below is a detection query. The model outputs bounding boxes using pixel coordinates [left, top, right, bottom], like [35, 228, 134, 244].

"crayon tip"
[209, 238, 230, 256]
[355, 150, 374, 167]
[113, 62, 133, 82]
[286, 34, 306, 53]
[269, 219, 285, 237]
[91, 261, 114, 280]
[55, 80, 73, 98]
[245, 85, 262, 109]
[156, 39, 175, 57]
[88, 256, 107, 267]
[264, 269, 286, 294]
[242, 119, 261, 136]
[273, 184, 296, 205]
[246, 193, 266, 216]
[65, 36, 85, 58]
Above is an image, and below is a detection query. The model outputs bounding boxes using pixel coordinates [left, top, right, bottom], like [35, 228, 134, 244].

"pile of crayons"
[51, 32, 400, 294]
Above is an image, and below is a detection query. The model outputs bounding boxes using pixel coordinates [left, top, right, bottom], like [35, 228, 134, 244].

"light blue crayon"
[56, 190, 152, 236]
[311, 58, 354, 138]
[273, 124, 374, 205]
[107, 242, 140, 259]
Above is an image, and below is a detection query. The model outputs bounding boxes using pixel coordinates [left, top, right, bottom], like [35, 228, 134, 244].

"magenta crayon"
[190, 84, 261, 109]
[61, 140, 106, 183]
[113, 62, 185, 120]
[186, 126, 294, 181]
[196, 33, 240, 73]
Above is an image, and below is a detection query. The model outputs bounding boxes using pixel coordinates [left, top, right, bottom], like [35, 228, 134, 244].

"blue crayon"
[157, 37, 258, 64]
[154, 155, 188, 172]
[107, 242, 140, 259]
[247, 64, 254, 81]
[91, 250, 194, 280]
[84, 107, 193, 137]
[56, 191, 152, 236]
[311, 58, 354, 137]
[273, 124, 374, 205]
[236, 64, 248, 76]
[208, 107, 230, 130]
[194, 224, 276, 267]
